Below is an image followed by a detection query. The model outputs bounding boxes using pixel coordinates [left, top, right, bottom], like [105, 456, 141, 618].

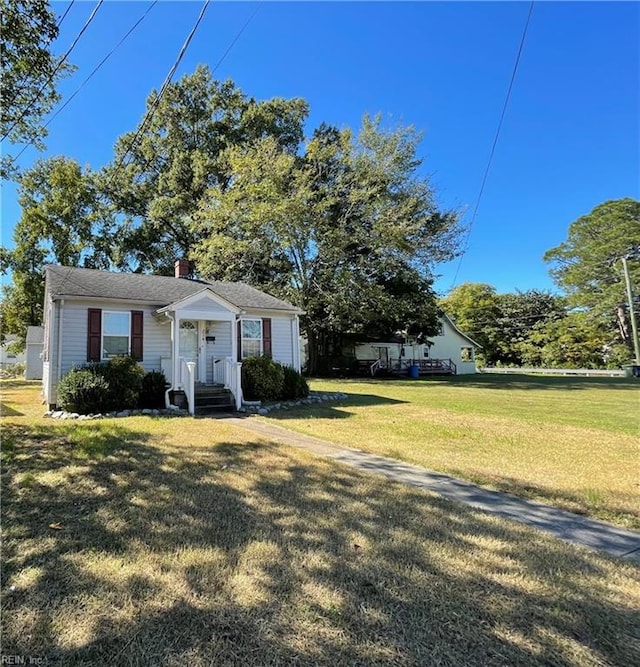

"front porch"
[156, 289, 245, 414]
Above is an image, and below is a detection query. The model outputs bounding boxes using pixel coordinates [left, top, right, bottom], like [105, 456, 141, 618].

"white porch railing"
[214, 356, 243, 410]
[180, 358, 196, 415]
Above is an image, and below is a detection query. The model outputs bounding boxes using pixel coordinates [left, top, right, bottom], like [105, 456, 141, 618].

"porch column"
[173, 315, 181, 388]
[232, 317, 239, 363]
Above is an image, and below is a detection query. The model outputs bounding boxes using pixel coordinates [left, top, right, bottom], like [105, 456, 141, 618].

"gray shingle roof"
[45, 265, 301, 313]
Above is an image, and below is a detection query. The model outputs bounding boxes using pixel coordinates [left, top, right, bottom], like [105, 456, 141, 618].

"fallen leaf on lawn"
[49, 522, 64, 530]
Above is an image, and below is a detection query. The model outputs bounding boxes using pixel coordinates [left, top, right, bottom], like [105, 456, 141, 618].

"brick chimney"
[174, 259, 190, 279]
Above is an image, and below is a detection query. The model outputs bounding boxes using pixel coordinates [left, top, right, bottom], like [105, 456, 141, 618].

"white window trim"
[102, 310, 131, 360]
[240, 318, 263, 360]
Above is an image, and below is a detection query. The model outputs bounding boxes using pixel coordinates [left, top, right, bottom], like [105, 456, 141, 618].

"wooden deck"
[358, 358, 457, 377]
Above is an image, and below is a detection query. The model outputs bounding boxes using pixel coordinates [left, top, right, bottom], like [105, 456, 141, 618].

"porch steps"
[194, 384, 235, 415]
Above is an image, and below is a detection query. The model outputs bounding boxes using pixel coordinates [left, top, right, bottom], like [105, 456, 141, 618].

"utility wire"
[210, 2, 261, 75]
[12, 1, 158, 163]
[2, 0, 76, 116]
[57, 1, 75, 28]
[1, 0, 104, 143]
[124, 1, 261, 187]
[449, 1, 535, 291]
[106, 0, 210, 186]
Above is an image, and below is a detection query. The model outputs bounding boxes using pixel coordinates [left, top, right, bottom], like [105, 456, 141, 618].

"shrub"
[83, 356, 143, 411]
[139, 370, 167, 409]
[57, 368, 109, 414]
[281, 364, 309, 400]
[241, 356, 285, 402]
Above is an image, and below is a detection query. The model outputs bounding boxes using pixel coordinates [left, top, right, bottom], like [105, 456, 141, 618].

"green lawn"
[265, 374, 640, 529]
[2, 380, 639, 666]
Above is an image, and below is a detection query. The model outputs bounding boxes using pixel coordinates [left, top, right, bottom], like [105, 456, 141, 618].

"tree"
[101, 65, 309, 274]
[544, 198, 640, 356]
[0, 157, 109, 345]
[440, 283, 502, 364]
[1, 0, 74, 177]
[519, 312, 614, 369]
[495, 290, 566, 365]
[192, 117, 460, 372]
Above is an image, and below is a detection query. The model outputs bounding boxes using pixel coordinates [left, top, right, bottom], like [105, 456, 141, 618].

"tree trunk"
[616, 304, 630, 345]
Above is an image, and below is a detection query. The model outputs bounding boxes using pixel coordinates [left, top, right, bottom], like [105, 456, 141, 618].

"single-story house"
[25, 325, 44, 380]
[42, 262, 303, 412]
[352, 314, 481, 376]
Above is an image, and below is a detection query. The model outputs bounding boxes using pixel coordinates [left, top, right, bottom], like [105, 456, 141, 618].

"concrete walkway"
[223, 416, 640, 563]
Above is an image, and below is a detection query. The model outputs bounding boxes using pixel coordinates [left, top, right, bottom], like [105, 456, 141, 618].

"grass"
[264, 374, 640, 530]
[1, 380, 640, 666]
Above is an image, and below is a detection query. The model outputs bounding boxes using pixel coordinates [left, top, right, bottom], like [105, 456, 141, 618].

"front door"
[179, 320, 199, 381]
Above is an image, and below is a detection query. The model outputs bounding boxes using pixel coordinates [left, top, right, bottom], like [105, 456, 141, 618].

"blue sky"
[1, 1, 638, 296]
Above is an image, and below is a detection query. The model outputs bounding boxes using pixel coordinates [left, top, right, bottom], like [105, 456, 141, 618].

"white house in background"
[42, 262, 303, 413]
[352, 314, 481, 376]
[0, 334, 26, 368]
[25, 326, 44, 380]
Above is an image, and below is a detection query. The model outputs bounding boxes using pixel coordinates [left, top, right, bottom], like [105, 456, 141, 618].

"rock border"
[238, 391, 348, 416]
[43, 392, 348, 420]
[43, 407, 189, 420]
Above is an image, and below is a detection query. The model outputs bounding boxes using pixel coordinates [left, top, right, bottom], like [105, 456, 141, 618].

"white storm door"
[179, 320, 199, 381]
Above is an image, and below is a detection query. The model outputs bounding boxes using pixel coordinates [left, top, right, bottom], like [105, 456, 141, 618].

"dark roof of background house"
[45, 265, 301, 313]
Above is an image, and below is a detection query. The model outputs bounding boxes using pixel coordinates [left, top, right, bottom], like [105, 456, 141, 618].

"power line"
[2, 0, 76, 115]
[106, 0, 210, 186]
[1, 0, 104, 143]
[210, 3, 261, 76]
[57, 1, 75, 28]
[12, 1, 158, 164]
[449, 1, 535, 291]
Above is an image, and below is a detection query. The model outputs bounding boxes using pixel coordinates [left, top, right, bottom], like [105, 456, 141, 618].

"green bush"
[281, 364, 309, 400]
[241, 356, 285, 402]
[57, 369, 109, 414]
[61, 356, 145, 412]
[93, 356, 145, 410]
[139, 370, 167, 409]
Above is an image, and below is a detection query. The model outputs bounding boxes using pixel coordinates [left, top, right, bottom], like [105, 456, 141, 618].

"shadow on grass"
[0, 402, 23, 417]
[266, 392, 406, 421]
[325, 373, 639, 392]
[1, 423, 638, 666]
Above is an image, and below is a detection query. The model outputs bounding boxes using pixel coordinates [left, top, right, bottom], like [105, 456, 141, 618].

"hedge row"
[57, 357, 166, 414]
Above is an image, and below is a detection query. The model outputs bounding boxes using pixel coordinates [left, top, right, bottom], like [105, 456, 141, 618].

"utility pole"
[621, 255, 640, 365]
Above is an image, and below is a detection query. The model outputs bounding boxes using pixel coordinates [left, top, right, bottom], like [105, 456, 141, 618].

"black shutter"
[87, 309, 102, 361]
[263, 318, 272, 357]
[131, 311, 143, 361]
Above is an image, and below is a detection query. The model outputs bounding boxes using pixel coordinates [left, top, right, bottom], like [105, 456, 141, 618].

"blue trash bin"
[409, 364, 420, 379]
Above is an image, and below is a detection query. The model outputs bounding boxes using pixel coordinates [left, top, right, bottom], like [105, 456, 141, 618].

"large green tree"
[0, 157, 109, 345]
[101, 65, 309, 274]
[495, 290, 566, 365]
[544, 198, 640, 355]
[440, 282, 502, 364]
[192, 117, 460, 372]
[1, 0, 74, 177]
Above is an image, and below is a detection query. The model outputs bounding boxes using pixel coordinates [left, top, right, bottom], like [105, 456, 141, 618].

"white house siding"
[59, 299, 171, 377]
[431, 320, 477, 375]
[42, 362, 50, 403]
[270, 315, 296, 368]
[204, 321, 233, 384]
